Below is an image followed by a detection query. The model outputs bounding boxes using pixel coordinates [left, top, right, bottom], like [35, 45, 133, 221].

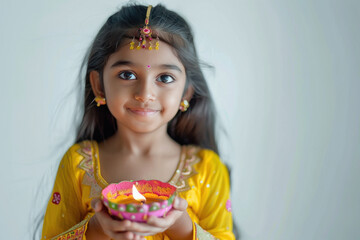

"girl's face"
[93, 40, 187, 134]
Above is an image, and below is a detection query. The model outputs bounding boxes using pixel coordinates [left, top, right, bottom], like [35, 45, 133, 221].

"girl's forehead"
[106, 40, 185, 71]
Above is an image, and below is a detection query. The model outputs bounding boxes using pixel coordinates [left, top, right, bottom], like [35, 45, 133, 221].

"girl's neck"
[104, 124, 177, 156]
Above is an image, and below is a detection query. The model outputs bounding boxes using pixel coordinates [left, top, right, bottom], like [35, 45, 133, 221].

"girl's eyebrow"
[111, 60, 134, 68]
[110, 60, 183, 73]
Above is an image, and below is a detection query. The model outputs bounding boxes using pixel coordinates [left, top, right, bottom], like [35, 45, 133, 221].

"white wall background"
[1, 0, 359, 239]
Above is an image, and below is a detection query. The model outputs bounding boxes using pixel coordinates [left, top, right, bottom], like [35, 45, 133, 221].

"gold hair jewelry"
[130, 5, 159, 50]
[179, 99, 189, 112]
[94, 96, 106, 107]
[155, 35, 159, 50]
[130, 36, 135, 50]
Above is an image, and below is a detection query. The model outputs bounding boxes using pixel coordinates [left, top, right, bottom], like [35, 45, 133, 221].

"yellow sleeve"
[193, 150, 235, 240]
[41, 145, 92, 240]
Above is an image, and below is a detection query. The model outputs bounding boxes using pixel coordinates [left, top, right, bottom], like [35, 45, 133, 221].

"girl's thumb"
[173, 197, 188, 211]
[91, 198, 103, 212]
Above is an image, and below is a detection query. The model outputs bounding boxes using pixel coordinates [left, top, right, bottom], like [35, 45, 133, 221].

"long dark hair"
[32, 4, 240, 239]
[75, 3, 219, 153]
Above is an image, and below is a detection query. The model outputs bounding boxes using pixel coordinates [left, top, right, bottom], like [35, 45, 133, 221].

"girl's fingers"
[145, 197, 187, 228]
[91, 197, 187, 235]
[105, 218, 134, 232]
[91, 199, 137, 232]
[146, 210, 182, 228]
[94, 207, 135, 232]
[125, 221, 164, 234]
[107, 231, 133, 240]
[172, 197, 188, 211]
[110, 231, 146, 240]
[91, 198, 103, 212]
[132, 234, 146, 240]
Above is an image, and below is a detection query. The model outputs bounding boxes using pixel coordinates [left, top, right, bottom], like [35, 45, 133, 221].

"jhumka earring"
[94, 96, 106, 107]
[129, 5, 159, 50]
[179, 99, 190, 112]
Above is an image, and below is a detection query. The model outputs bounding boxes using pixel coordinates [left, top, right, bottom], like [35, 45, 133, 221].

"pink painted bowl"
[102, 180, 177, 222]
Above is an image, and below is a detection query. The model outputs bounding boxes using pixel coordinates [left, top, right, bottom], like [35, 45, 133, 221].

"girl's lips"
[127, 108, 160, 116]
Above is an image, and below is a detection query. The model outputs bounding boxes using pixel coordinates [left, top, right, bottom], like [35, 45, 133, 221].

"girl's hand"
[120, 197, 193, 240]
[87, 197, 193, 240]
[87, 199, 146, 240]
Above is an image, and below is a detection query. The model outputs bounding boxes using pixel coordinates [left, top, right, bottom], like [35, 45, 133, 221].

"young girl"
[41, 4, 235, 240]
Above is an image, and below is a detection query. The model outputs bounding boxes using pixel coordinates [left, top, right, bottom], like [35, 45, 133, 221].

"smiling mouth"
[127, 108, 160, 116]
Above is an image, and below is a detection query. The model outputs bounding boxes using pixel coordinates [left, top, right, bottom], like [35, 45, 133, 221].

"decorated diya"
[102, 180, 177, 222]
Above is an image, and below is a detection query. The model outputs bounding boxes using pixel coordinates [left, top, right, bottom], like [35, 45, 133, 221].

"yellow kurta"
[41, 140, 235, 240]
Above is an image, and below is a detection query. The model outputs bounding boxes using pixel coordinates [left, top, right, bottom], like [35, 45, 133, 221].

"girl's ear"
[89, 71, 105, 97]
[183, 84, 194, 102]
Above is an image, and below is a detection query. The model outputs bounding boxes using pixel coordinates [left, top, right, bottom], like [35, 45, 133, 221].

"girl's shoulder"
[184, 145, 219, 159]
[176, 145, 230, 193]
[192, 146, 225, 169]
[60, 140, 95, 170]
[190, 146, 230, 179]
[63, 140, 93, 157]
[182, 145, 228, 177]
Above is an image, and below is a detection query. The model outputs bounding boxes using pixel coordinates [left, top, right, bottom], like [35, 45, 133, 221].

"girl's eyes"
[118, 71, 175, 84]
[156, 75, 175, 84]
[118, 71, 136, 80]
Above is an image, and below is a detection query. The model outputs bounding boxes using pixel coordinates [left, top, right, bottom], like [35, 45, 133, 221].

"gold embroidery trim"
[77, 141, 93, 170]
[77, 141, 103, 198]
[194, 222, 218, 240]
[92, 141, 109, 189]
[169, 145, 201, 192]
[50, 213, 94, 240]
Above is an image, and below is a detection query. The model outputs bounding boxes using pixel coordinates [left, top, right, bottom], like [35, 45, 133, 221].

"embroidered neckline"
[77, 141, 103, 198]
[78, 140, 201, 193]
[168, 145, 201, 192]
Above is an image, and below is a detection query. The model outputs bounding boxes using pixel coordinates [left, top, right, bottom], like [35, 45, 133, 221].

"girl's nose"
[134, 81, 156, 103]
[134, 94, 155, 102]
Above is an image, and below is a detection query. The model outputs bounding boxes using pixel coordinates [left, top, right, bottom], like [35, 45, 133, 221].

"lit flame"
[132, 185, 146, 203]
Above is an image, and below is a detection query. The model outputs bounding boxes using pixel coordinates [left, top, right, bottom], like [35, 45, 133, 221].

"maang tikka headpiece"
[130, 5, 159, 50]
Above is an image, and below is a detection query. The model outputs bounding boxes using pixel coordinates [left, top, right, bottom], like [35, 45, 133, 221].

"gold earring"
[94, 96, 106, 107]
[179, 99, 189, 112]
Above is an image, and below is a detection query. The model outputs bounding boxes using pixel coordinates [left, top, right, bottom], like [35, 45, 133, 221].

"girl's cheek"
[160, 93, 181, 105]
